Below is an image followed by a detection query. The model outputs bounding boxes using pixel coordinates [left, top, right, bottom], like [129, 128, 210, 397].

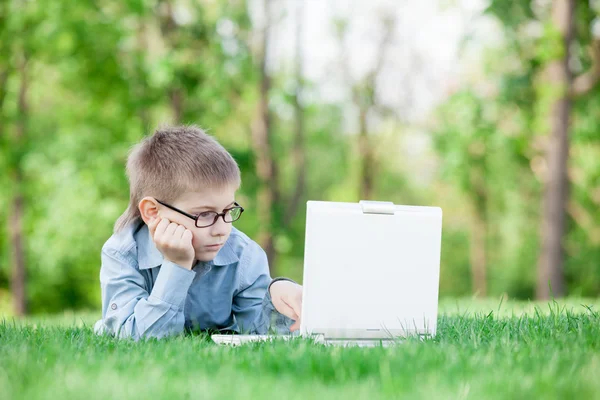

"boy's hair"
[114, 125, 241, 232]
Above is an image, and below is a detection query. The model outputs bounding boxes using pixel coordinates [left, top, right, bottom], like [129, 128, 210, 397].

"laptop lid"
[299, 200, 442, 340]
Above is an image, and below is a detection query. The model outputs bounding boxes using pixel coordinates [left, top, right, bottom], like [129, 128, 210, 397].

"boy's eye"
[197, 211, 214, 219]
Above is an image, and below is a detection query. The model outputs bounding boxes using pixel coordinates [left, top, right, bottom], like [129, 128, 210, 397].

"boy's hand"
[148, 217, 195, 270]
[269, 280, 303, 332]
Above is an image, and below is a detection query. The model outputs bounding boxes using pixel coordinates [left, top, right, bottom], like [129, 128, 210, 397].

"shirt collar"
[136, 223, 239, 269]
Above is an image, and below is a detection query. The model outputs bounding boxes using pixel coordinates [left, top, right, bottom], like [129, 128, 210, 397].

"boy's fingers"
[283, 297, 301, 320]
[275, 300, 299, 321]
[164, 222, 178, 238]
[280, 285, 303, 317]
[148, 217, 160, 236]
[291, 298, 303, 320]
[154, 217, 170, 239]
[174, 224, 186, 239]
[182, 229, 193, 244]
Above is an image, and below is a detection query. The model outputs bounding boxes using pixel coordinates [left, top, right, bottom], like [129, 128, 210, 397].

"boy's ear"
[139, 197, 159, 224]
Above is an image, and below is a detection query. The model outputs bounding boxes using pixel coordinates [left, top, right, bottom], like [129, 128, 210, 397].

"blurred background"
[0, 0, 598, 316]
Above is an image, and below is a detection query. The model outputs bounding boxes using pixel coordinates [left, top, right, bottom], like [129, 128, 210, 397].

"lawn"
[1, 298, 599, 400]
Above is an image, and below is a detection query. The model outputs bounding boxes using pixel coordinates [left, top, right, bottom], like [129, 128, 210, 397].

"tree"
[485, 0, 600, 299]
[283, 0, 307, 230]
[334, 14, 396, 200]
[1, 0, 39, 316]
[434, 91, 494, 296]
[536, 0, 574, 299]
[536, 0, 600, 299]
[250, 0, 279, 270]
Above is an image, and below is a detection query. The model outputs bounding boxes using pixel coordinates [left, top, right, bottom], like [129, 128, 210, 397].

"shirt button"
[111, 303, 117, 310]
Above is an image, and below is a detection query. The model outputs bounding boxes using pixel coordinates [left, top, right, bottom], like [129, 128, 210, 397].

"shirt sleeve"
[94, 247, 195, 340]
[231, 244, 296, 334]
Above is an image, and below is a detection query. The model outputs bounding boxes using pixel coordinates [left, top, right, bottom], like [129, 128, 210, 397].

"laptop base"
[210, 334, 403, 347]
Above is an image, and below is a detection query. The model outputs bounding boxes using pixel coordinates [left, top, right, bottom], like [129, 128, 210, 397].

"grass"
[1, 298, 599, 400]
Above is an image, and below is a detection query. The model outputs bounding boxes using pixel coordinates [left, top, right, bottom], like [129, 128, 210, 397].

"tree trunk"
[353, 16, 394, 201]
[251, 0, 278, 272]
[283, 1, 306, 228]
[135, 18, 151, 130]
[469, 217, 487, 297]
[157, 0, 184, 124]
[170, 88, 183, 124]
[11, 54, 28, 316]
[470, 187, 488, 297]
[358, 107, 374, 200]
[10, 188, 26, 316]
[536, 0, 574, 299]
[0, 1, 9, 134]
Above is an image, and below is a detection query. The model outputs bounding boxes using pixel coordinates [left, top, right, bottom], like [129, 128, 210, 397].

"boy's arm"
[232, 244, 297, 334]
[95, 247, 195, 340]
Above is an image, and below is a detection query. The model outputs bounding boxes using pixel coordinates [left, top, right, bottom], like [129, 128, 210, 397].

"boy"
[93, 125, 303, 340]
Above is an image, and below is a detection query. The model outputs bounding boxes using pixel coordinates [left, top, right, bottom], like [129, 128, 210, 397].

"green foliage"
[485, 0, 535, 29]
[432, 0, 600, 298]
[1, 0, 600, 314]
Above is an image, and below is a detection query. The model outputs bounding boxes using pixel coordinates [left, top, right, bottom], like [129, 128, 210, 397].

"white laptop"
[212, 200, 442, 346]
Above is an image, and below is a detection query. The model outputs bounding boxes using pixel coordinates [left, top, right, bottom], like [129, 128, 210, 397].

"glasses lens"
[224, 207, 242, 223]
[196, 211, 218, 227]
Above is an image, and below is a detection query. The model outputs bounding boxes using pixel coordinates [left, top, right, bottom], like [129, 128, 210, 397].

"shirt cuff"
[268, 277, 297, 293]
[263, 287, 276, 314]
[149, 260, 196, 308]
[262, 285, 297, 334]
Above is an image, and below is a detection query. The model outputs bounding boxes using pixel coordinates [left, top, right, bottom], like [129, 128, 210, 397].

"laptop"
[212, 200, 442, 346]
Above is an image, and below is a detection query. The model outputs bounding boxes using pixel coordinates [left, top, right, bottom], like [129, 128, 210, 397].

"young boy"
[93, 125, 303, 340]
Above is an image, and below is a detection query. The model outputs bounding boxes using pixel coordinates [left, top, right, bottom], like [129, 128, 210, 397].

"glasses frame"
[155, 199, 245, 228]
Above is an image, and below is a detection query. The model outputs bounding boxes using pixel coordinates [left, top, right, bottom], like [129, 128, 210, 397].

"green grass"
[1, 298, 599, 400]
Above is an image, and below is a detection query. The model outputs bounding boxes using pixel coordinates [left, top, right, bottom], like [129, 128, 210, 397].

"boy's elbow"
[96, 306, 185, 341]
[95, 315, 147, 341]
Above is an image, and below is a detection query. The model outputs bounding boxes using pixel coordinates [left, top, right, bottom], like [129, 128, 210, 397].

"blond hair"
[114, 125, 241, 232]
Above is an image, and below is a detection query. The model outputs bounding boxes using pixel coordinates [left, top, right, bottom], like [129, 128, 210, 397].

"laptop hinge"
[359, 200, 395, 215]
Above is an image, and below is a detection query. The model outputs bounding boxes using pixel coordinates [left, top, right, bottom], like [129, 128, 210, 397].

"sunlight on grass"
[1, 297, 599, 327]
[438, 296, 600, 317]
[1, 298, 599, 400]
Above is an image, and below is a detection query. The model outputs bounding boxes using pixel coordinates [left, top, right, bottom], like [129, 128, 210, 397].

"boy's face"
[157, 184, 237, 263]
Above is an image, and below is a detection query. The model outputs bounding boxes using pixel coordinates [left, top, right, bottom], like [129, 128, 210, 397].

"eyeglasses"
[155, 199, 244, 228]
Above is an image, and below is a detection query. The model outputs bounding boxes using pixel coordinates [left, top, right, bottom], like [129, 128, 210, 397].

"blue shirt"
[93, 220, 293, 340]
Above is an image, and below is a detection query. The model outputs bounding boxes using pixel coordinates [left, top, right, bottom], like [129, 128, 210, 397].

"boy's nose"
[210, 216, 229, 236]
